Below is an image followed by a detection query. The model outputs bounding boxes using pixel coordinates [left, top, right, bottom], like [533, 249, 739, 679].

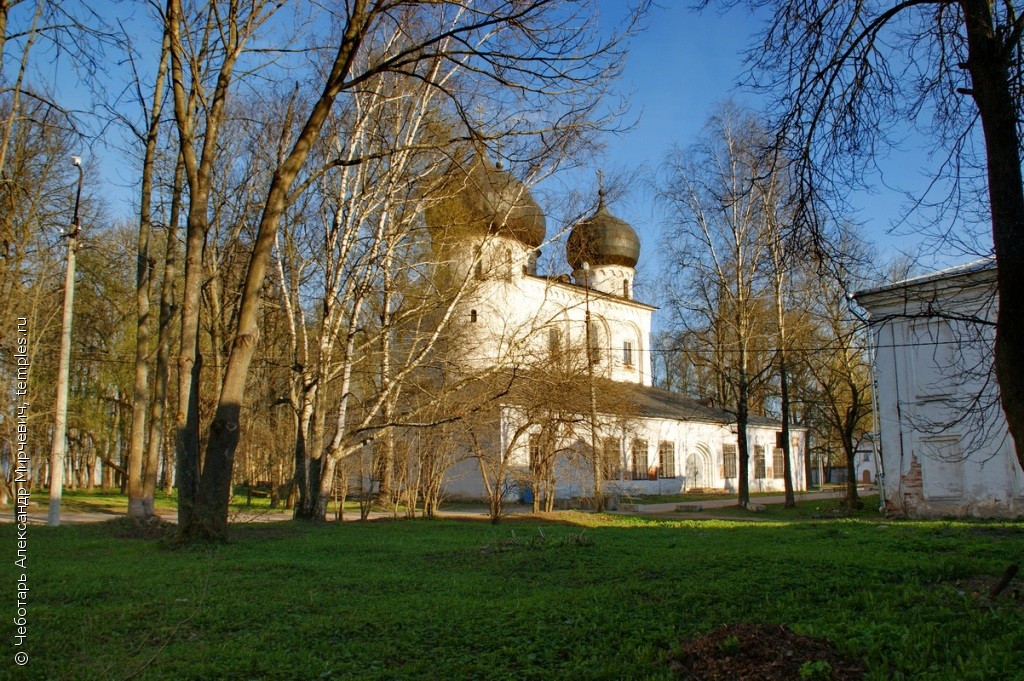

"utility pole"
[48, 156, 83, 527]
[582, 262, 603, 512]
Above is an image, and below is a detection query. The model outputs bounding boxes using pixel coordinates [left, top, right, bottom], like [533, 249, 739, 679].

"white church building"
[854, 258, 1024, 517]
[425, 154, 806, 503]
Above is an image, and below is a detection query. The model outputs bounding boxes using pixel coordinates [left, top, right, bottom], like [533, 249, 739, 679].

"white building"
[854, 259, 1024, 517]
[854, 438, 878, 485]
[427, 154, 806, 502]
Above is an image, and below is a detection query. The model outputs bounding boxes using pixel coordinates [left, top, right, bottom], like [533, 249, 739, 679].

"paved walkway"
[621, 488, 849, 515]
[4, 488, 861, 526]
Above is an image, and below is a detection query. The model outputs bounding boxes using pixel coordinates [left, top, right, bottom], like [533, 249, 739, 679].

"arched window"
[588, 320, 602, 365]
[503, 248, 513, 281]
[473, 245, 483, 279]
[623, 278, 630, 299]
[470, 309, 477, 323]
[548, 328, 562, 361]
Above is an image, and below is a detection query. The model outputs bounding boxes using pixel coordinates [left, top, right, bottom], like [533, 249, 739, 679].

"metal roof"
[852, 257, 995, 302]
[619, 382, 783, 428]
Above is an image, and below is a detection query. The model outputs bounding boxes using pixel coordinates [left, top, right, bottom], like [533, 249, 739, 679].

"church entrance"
[684, 447, 712, 491]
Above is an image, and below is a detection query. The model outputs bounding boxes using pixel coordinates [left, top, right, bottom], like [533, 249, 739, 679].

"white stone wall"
[440, 408, 807, 501]
[858, 263, 1024, 517]
[456, 249, 654, 386]
[434, 231, 808, 505]
[571, 264, 635, 299]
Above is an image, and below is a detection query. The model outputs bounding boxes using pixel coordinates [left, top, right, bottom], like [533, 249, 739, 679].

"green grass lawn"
[27, 489, 181, 515]
[3, 511, 1023, 680]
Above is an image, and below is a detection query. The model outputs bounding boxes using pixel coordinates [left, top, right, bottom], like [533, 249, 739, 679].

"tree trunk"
[736, 348, 751, 507]
[166, 0, 247, 538]
[961, 0, 1024, 473]
[376, 251, 395, 502]
[779, 352, 795, 507]
[292, 388, 319, 519]
[772, 249, 796, 508]
[313, 454, 338, 522]
[183, 7, 374, 540]
[146, 157, 181, 510]
[804, 443, 813, 489]
[843, 436, 859, 508]
[127, 28, 171, 518]
[174, 210, 204, 531]
[842, 390, 861, 507]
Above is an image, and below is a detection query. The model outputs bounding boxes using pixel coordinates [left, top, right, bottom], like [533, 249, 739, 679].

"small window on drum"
[470, 310, 477, 323]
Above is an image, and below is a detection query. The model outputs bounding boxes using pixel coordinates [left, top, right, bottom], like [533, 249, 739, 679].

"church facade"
[425, 154, 806, 502]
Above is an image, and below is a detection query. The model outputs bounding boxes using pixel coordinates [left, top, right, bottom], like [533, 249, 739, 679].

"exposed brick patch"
[901, 454, 924, 513]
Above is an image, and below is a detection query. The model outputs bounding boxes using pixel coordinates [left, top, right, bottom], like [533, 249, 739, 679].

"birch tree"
[801, 231, 876, 507]
[706, 0, 1024, 472]
[659, 103, 779, 507]
[162, 0, 646, 539]
[124, 18, 172, 518]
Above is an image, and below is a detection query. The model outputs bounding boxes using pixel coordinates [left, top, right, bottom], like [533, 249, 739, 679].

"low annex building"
[426, 154, 806, 502]
[854, 258, 1024, 517]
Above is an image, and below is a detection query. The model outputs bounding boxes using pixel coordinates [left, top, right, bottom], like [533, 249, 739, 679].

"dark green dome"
[425, 154, 546, 248]
[566, 192, 640, 269]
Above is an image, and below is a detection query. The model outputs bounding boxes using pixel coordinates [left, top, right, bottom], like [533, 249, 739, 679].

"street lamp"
[47, 156, 83, 527]
[582, 262, 603, 512]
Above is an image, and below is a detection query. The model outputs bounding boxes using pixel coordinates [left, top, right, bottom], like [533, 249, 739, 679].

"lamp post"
[47, 156, 83, 527]
[582, 262, 603, 512]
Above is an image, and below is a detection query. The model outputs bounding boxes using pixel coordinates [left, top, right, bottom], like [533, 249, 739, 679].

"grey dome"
[425, 154, 546, 248]
[566, 192, 640, 269]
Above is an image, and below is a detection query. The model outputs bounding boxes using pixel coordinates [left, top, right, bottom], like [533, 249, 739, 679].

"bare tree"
[706, 0, 1024, 471]
[125, 17, 172, 518]
[799, 229, 877, 506]
[659, 102, 781, 507]
[764, 176, 799, 507]
[463, 361, 590, 520]
[160, 0, 646, 539]
[0, 1, 112, 502]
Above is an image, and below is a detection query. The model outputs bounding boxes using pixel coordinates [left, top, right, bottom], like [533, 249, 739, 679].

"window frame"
[754, 444, 766, 479]
[602, 437, 621, 480]
[548, 327, 562, 361]
[722, 443, 737, 478]
[772, 447, 785, 479]
[658, 441, 676, 478]
[631, 439, 649, 480]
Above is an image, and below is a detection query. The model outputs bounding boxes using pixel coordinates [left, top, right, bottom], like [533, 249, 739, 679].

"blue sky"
[580, 1, 948, 293]
[57, 1, 967, 287]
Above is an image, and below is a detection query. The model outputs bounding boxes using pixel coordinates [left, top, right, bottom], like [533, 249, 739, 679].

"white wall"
[440, 408, 807, 502]
[452, 236, 654, 387]
[858, 263, 1024, 517]
[435, 231, 806, 504]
